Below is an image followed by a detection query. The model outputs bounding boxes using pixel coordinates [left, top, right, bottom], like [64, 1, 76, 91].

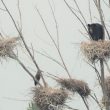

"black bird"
[87, 23, 104, 41]
[34, 70, 41, 86]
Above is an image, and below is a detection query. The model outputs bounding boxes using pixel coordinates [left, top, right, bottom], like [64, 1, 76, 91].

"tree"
[0, 0, 110, 110]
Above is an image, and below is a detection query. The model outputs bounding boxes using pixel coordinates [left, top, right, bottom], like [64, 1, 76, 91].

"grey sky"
[0, 0, 110, 110]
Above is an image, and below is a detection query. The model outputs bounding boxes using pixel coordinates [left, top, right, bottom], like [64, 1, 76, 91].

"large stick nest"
[80, 40, 110, 63]
[0, 37, 20, 58]
[56, 78, 90, 97]
[33, 87, 68, 110]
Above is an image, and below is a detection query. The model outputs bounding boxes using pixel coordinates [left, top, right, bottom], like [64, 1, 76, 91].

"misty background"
[0, 0, 110, 110]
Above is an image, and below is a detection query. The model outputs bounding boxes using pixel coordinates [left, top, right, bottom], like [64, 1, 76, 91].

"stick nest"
[0, 37, 20, 58]
[33, 87, 68, 110]
[57, 78, 90, 97]
[80, 40, 110, 63]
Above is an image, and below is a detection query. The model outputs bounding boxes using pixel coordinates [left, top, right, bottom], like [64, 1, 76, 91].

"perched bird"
[87, 23, 104, 41]
[34, 70, 41, 86]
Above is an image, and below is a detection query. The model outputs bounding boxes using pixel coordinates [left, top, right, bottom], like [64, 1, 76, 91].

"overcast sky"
[0, 0, 110, 110]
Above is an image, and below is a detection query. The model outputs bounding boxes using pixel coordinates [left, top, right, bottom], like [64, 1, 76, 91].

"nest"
[57, 78, 90, 97]
[80, 40, 110, 63]
[33, 87, 68, 110]
[0, 37, 20, 58]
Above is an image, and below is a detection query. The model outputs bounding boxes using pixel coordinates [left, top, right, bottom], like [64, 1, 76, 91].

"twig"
[17, 0, 22, 32]
[88, 0, 92, 23]
[1, 0, 40, 71]
[3, 97, 31, 102]
[102, 0, 110, 7]
[94, 0, 110, 39]
[1, 0, 47, 87]
[9, 55, 43, 87]
[34, 50, 64, 69]
[84, 60, 101, 86]
[63, 0, 90, 39]
[73, 0, 87, 25]
[0, 7, 6, 11]
[94, 63, 102, 86]
[80, 96, 89, 110]
[35, 7, 71, 78]
[46, 72, 61, 80]
[90, 94, 103, 110]
[48, 0, 60, 48]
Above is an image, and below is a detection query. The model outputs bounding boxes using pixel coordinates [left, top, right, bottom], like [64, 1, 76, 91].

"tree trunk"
[100, 59, 109, 110]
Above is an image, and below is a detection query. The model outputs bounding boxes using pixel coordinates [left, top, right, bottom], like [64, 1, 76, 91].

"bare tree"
[0, 0, 110, 110]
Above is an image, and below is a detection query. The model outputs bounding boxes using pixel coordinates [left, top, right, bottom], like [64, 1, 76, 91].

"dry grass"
[80, 40, 110, 63]
[56, 78, 90, 97]
[33, 87, 68, 110]
[0, 37, 20, 58]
